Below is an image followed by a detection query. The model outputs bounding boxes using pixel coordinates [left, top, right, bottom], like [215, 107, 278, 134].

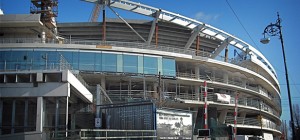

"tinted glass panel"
[162, 58, 176, 76]
[95, 53, 102, 71]
[144, 56, 157, 75]
[102, 53, 117, 72]
[123, 55, 138, 73]
[79, 52, 95, 71]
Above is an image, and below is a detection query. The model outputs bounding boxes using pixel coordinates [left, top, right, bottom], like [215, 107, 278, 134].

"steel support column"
[211, 37, 234, 59]
[108, 6, 146, 42]
[55, 98, 60, 137]
[147, 10, 161, 45]
[36, 97, 43, 132]
[11, 100, 16, 134]
[184, 24, 205, 50]
[24, 100, 29, 128]
[0, 100, 2, 135]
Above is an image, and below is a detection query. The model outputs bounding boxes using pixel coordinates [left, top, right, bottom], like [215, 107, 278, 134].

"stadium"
[0, 0, 282, 139]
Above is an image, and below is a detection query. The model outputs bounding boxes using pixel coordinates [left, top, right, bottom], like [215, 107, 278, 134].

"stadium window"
[123, 54, 138, 73]
[102, 53, 117, 72]
[144, 56, 158, 75]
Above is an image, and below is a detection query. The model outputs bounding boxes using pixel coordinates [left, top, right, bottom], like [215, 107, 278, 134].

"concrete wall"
[0, 83, 69, 97]
[0, 131, 46, 140]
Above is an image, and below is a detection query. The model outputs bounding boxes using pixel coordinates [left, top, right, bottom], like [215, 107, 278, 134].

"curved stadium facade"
[0, 0, 282, 139]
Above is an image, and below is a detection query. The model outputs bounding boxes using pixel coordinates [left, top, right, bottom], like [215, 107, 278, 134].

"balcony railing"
[104, 87, 279, 118]
[176, 72, 281, 113]
[225, 116, 280, 131]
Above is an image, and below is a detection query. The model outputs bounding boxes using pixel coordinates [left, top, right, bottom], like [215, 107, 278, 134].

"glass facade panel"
[117, 54, 123, 72]
[144, 56, 157, 75]
[72, 51, 79, 70]
[137, 56, 143, 74]
[60, 51, 79, 70]
[9, 51, 34, 71]
[15, 100, 25, 133]
[10, 51, 25, 70]
[162, 58, 176, 76]
[32, 51, 47, 70]
[95, 53, 102, 71]
[46, 51, 60, 69]
[123, 55, 138, 73]
[79, 52, 95, 71]
[102, 53, 117, 72]
[0, 98, 36, 134]
[0, 49, 176, 77]
[2, 99, 13, 134]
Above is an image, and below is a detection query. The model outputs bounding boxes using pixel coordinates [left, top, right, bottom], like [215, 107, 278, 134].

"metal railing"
[45, 129, 157, 139]
[104, 86, 279, 118]
[176, 72, 281, 112]
[225, 116, 280, 131]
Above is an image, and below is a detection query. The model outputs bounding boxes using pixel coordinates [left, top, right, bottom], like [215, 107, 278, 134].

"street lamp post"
[260, 12, 295, 140]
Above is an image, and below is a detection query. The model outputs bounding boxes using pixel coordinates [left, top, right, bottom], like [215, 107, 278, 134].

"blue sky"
[1, 0, 300, 128]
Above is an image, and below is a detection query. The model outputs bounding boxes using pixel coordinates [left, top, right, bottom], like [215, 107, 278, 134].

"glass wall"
[162, 58, 176, 76]
[102, 53, 117, 72]
[43, 97, 67, 134]
[0, 98, 37, 135]
[123, 54, 138, 73]
[0, 49, 176, 77]
[144, 56, 158, 75]
[79, 51, 95, 71]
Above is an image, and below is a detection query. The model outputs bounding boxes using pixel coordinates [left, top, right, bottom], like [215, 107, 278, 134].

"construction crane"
[90, 0, 110, 22]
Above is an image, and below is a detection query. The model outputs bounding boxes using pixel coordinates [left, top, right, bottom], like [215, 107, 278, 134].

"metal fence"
[225, 116, 280, 131]
[45, 129, 157, 140]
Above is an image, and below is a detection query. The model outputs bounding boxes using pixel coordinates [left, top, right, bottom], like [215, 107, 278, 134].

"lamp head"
[260, 37, 270, 44]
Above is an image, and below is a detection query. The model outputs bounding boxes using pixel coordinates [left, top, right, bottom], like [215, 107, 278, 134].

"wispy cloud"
[194, 12, 220, 22]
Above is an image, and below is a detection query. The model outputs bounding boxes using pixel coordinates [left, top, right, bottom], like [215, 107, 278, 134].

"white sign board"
[156, 109, 192, 140]
[215, 93, 231, 104]
[95, 118, 101, 128]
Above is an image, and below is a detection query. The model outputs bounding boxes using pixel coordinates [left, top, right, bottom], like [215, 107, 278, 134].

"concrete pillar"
[101, 78, 105, 104]
[240, 112, 247, 125]
[55, 98, 60, 137]
[153, 83, 158, 99]
[242, 79, 247, 88]
[212, 68, 216, 80]
[143, 77, 146, 99]
[65, 97, 69, 137]
[147, 85, 152, 98]
[11, 100, 16, 134]
[41, 31, 46, 44]
[218, 109, 228, 124]
[71, 114, 76, 130]
[185, 87, 189, 100]
[0, 100, 2, 135]
[24, 100, 29, 128]
[223, 72, 228, 84]
[195, 85, 200, 101]
[96, 84, 101, 128]
[195, 65, 200, 80]
[36, 97, 43, 132]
